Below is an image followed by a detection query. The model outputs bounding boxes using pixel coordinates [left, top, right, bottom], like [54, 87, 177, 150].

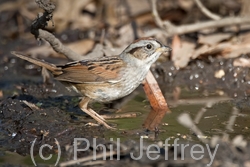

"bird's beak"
[156, 45, 172, 53]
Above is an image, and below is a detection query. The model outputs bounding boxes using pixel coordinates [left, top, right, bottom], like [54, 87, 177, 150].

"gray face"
[125, 38, 163, 61]
[120, 38, 171, 67]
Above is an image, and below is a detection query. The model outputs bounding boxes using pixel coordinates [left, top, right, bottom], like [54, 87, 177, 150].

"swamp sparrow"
[11, 37, 171, 129]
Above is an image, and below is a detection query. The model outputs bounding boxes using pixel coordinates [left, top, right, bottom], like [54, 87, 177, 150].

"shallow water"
[105, 89, 250, 143]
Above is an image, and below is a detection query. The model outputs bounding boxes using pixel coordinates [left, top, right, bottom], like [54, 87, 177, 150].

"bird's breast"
[75, 67, 149, 103]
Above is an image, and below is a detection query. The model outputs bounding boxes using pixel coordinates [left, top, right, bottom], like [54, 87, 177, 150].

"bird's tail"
[11, 51, 62, 75]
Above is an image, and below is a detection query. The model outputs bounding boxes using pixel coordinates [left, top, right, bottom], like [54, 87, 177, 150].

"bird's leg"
[79, 97, 114, 129]
[79, 97, 105, 121]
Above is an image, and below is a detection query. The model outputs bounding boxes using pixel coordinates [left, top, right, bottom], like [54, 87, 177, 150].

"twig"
[60, 151, 116, 167]
[194, 101, 215, 124]
[225, 107, 239, 132]
[174, 17, 250, 35]
[82, 160, 105, 166]
[177, 113, 208, 144]
[194, 107, 207, 124]
[151, 0, 250, 37]
[22, 100, 40, 110]
[194, 0, 221, 20]
[102, 112, 140, 119]
[221, 107, 239, 140]
[142, 71, 171, 130]
[170, 96, 231, 106]
[151, 0, 164, 28]
[31, 0, 82, 61]
[36, 29, 82, 61]
[143, 71, 170, 113]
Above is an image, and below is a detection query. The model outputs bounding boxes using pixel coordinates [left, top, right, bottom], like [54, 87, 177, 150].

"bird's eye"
[146, 44, 153, 50]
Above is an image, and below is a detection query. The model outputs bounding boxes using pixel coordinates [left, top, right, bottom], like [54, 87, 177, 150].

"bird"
[11, 37, 172, 129]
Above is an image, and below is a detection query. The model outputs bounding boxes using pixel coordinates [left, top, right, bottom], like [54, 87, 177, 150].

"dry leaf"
[192, 42, 231, 58]
[83, 43, 125, 60]
[224, 44, 250, 58]
[103, 45, 125, 57]
[192, 45, 210, 59]
[198, 33, 233, 46]
[127, 0, 151, 16]
[66, 39, 95, 56]
[240, 32, 250, 43]
[83, 44, 104, 60]
[52, 0, 92, 32]
[233, 57, 250, 67]
[26, 44, 54, 58]
[177, 0, 194, 11]
[171, 36, 195, 68]
[172, 35, 181, 55]
[193, 40, 250, 59]
[116, 24, 136, 46]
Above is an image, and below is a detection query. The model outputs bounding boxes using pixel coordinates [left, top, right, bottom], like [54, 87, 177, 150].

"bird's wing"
[55, 57, 125, 83]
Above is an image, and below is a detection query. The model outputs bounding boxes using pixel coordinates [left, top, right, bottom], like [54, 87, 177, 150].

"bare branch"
[151, 0, 164, 28]
[194, 0, 221, 20]
[174, 17, 250, 35]
[37, 29, 82, 61]
[151, 0, 250, 37]
[31, 0, 82, 61]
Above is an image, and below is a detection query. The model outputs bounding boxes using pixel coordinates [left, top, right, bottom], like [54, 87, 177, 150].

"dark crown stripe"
[128, 47, 140, 55]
